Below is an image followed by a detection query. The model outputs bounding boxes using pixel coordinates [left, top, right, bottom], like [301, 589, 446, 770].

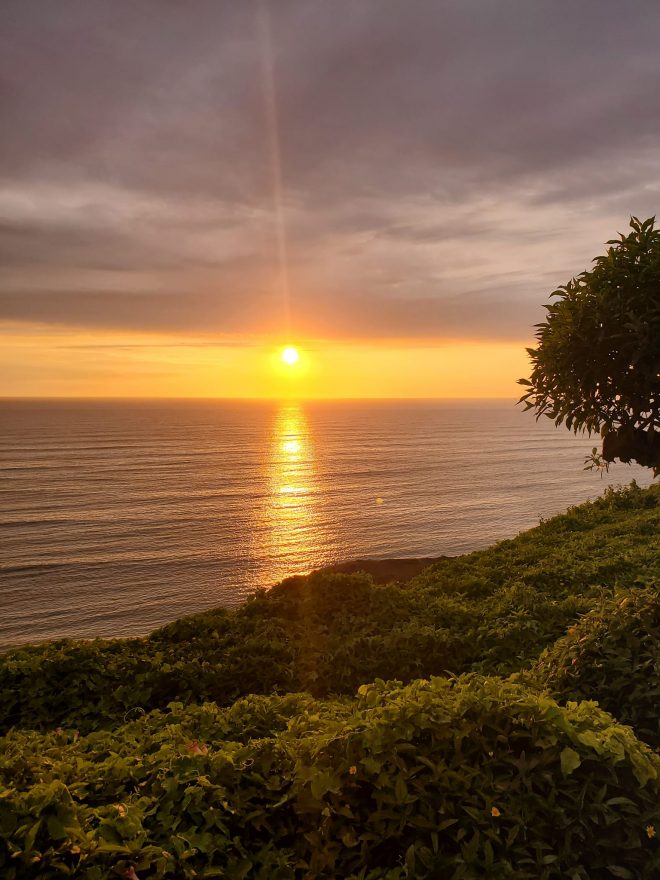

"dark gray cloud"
[0, 289, 279, 335]
[1, 0, 659, 340]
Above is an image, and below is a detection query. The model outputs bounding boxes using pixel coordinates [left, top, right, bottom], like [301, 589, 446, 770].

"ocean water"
[0, 399, 652, 648]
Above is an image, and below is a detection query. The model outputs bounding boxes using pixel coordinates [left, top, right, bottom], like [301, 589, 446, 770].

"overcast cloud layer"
[1, 0, 659, 342]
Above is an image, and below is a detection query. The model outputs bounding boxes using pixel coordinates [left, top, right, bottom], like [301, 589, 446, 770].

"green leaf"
[310, 770, 340, 800]
[46, 815, 68, 840]
[560, 747, 581, 776]
[394, 775, 408, 803]
[607, 867, 635, 879]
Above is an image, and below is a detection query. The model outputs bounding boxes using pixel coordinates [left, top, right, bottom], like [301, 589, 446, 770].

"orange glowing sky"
[1, 3, 659, 399]
[1, 325, 529, 399]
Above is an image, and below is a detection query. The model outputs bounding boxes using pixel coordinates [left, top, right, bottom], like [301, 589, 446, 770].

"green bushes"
[302, 677, 660, 879]
[2, 677, 659, 879]
[532, 588, 660, 748]
[0, 483, 659, 876]
[0, 607, 300, 735]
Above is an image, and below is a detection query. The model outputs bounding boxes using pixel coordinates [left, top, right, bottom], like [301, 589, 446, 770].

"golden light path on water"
[261, 403, 326, 585]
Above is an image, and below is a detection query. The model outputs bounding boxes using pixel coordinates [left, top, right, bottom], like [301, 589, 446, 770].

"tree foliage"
[519, 216, 660, 471]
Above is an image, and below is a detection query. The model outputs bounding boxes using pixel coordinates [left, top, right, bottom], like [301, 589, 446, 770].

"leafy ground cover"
[2, 678, 659, 879]
[530, 587, 660, 748]
[0, 482, 658, 877]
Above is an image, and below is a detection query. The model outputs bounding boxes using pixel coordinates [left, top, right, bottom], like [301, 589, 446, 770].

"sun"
[281, 345, 300, 366]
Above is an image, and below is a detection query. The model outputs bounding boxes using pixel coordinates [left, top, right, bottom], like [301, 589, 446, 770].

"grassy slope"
[3, 679, 659, 879]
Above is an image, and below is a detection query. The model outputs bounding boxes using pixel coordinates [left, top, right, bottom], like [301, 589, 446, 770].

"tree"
[519, 216, 660, 473]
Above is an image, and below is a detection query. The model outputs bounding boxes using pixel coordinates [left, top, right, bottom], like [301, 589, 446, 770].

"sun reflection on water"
[261, 403, 325, 583]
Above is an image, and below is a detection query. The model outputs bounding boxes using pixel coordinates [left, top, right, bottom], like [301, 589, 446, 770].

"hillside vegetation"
[0, 482, 658, 878]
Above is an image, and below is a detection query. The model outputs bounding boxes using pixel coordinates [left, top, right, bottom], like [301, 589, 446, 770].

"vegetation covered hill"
[0, 482, 658, 878]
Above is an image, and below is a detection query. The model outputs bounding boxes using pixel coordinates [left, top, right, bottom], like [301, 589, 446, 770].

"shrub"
[1, 678, 659, 879]
[531, 588, 660, 748]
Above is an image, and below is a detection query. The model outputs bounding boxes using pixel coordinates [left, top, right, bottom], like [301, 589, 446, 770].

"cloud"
[1, 0, 659, 342]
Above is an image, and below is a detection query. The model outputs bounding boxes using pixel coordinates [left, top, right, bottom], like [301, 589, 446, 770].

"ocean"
[0, 399, 652, 648]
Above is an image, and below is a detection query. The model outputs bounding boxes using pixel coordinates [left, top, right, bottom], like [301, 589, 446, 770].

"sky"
[1, 0, 659, 398]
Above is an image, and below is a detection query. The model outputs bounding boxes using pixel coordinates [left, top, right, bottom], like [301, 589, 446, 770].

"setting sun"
[281, 346, 300, 366]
